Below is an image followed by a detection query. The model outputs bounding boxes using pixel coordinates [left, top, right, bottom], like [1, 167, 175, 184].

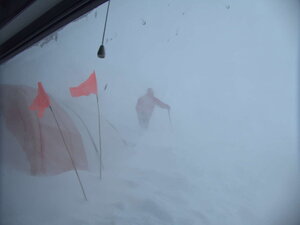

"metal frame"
[0, 0, 108, 64]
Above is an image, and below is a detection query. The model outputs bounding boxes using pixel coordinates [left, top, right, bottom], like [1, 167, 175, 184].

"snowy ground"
[1, 0, 300, 224]
[1, 125, 299, 225]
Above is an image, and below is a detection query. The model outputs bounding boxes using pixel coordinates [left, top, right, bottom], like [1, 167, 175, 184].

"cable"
[101, 0, 111, 45]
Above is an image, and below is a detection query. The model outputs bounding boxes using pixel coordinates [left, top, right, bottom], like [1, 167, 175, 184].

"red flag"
[29, 82, 50, 118]
[70, 72, 98, 97]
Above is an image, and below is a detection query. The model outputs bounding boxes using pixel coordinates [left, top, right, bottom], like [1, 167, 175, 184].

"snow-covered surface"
[1, 0, 300, 224]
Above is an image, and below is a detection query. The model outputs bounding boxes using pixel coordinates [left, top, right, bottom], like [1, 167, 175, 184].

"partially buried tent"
[0, 84, 88, 175]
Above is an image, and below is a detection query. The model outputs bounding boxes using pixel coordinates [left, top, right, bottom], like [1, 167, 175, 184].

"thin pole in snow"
[37, 117, 45, 174]
[96, 94, 103, 179]
[49, 106, 88, 201]
[66, 105, 99, 155]
[168, 109, 173, 129]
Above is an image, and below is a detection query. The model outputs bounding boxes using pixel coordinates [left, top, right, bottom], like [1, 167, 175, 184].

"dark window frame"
[0, 0, 108, 64]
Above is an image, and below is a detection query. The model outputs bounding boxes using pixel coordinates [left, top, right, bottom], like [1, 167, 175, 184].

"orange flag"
[29, 82, 51, 118]
[70, 72, 98, 97]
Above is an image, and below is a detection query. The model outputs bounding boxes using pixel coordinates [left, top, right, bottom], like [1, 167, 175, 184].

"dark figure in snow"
[136, 88, 170, 129]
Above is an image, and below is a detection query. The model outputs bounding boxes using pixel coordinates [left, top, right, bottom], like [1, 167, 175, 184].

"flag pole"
[96, 94, 103, 179]
[168, 109, 173, 129]
[49, 105, 88, 201]
[37, 117, 45, 174]
[66, 105, 99, 154]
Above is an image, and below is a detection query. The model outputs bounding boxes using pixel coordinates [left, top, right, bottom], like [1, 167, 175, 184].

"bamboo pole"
[168, 109, 173, 129]
[96, 95, 103, 179]
[66, 105, 99, 154]
[49, 106, 88, 201]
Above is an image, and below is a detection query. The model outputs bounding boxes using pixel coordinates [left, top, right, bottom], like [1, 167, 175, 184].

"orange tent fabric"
[0, 85, 88, 175]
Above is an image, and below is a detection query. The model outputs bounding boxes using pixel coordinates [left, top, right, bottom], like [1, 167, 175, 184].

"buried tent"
[0, 84, 88, 175]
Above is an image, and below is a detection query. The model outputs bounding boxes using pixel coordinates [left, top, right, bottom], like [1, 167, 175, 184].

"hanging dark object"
[97, 0, 110, 58]
[97, 44, 105, 58]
